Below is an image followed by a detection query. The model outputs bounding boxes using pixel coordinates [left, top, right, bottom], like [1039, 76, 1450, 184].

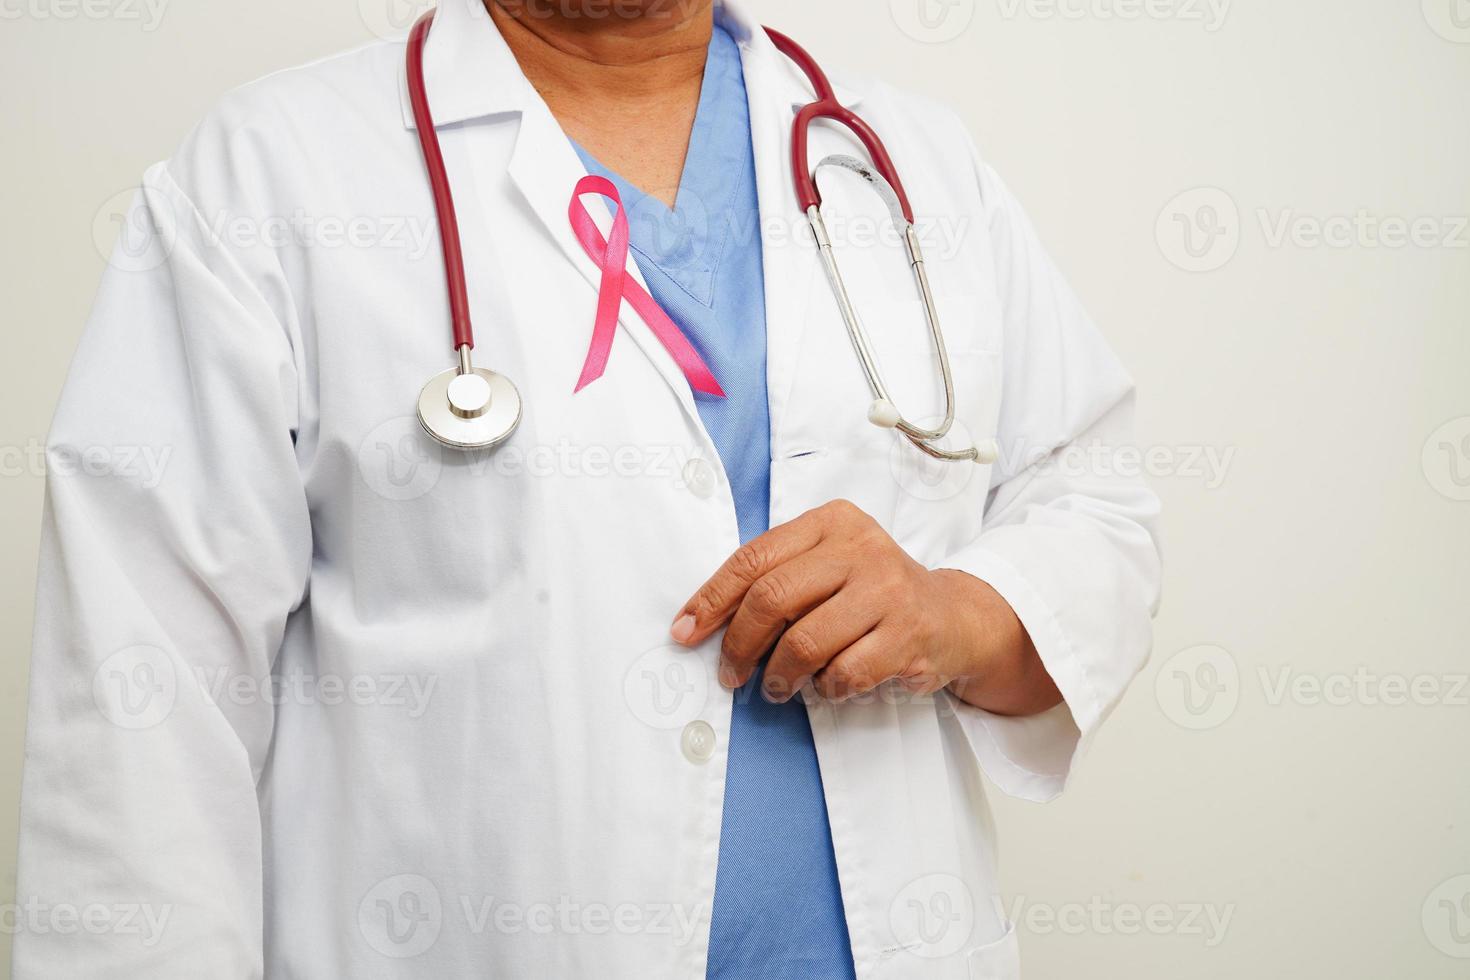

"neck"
[486, 0, 718, 208]
[486, 1, 715, 103]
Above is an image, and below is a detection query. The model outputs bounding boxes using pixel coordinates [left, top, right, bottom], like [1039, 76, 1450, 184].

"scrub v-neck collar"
[573, 25, 749, 309]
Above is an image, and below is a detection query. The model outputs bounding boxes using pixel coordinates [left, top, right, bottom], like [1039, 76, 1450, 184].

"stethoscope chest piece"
[417, 363, 522, 450]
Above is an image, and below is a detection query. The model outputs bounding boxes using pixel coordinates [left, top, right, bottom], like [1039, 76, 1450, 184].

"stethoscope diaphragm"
[416, 364, 522, 451]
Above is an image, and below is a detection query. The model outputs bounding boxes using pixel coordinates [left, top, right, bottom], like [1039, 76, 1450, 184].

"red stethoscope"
[408, 10, 992, 464]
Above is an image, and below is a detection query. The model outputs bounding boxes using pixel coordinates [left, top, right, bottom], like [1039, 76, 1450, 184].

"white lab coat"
[14, 1, 1161, 977]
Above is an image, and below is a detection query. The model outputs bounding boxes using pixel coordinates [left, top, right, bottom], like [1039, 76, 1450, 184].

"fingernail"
[718, 660, 740, 690]
[670, 613, 697, 644]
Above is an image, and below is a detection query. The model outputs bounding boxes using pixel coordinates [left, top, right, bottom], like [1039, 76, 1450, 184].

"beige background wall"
[2, 0, 1467, 976]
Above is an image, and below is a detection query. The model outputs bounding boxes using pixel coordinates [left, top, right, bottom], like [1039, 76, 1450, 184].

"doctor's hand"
[670, 500, 1062, 716]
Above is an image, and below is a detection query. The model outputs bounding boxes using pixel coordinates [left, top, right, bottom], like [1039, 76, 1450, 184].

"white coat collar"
[392, 0, 864, 452]
[398, 0, 864, 131]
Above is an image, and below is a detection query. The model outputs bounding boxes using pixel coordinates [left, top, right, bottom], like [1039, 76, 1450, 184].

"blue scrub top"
[574, 25, 858, 980]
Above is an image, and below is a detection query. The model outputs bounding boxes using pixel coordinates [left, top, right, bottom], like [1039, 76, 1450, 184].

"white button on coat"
[13, 1, 1162, 977]
[682, 457, 718, 498]
[680, 720, 717, 764]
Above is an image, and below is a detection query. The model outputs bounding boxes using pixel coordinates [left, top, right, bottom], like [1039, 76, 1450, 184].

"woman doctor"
[15, 0, 1161, 978]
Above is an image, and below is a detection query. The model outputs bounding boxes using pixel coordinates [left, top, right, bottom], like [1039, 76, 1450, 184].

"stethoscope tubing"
[407, 11, 476, 353]
[405, 11, 988, 463]
[764, 27, 916, 226]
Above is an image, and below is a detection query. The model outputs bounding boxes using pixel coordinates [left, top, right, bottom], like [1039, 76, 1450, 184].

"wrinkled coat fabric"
[15, 1, 1162, 978]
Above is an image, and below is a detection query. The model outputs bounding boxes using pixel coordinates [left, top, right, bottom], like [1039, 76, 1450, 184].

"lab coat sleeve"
[12, 163, 309, 978]
[938, 155, 1163, 803]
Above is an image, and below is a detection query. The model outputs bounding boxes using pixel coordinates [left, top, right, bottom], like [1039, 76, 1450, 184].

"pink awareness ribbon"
[566, 175, 725, 398]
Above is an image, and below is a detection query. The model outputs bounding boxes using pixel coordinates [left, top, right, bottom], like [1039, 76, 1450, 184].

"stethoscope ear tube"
[806, 156, 995, 465]
[763, 27, 916, 225]
[768, 29, 992, 465]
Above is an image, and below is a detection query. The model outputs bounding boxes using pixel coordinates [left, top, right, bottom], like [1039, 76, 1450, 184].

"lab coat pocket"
[859, 291, 1000, 366]
[775, 292, 1000, 537]
[852, 289, 1001, 464]
[783, 290, 997, 455]
[886, 346, 1001, 566]
[878, 342, 1001, 449]
[966, 920, 1021, 980]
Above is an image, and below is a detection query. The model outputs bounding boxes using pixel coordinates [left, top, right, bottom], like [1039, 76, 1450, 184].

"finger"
[718, 551, 852, 688]
[671, 513, 828, 646]
[811, 627, 912, 703]
[760, 594, 884, 703]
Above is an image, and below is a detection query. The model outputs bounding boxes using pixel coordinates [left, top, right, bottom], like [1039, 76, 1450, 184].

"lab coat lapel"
[737, 27, 816, 457]
[403, 0, 703, 429]
[727, 9, 865, 456]
[405, 0, 872, 439]
[505, 101, 704, 429]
